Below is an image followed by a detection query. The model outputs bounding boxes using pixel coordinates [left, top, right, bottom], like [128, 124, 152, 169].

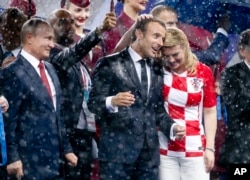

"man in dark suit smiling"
[0, 18, 77, 179]
[88, 17, 185, 180]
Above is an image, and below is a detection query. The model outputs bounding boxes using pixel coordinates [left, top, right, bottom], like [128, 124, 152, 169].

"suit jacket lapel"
[123, 51, 141, 93]
[20, 56, 55, 109]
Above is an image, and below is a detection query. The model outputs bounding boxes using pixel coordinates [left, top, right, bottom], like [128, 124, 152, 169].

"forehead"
[68, 2, 89, 9]
[34, 24, 54, 35]
[158, 10, 178, 21]
[145, 21, 165, 34]
[162, 45, 183, 54]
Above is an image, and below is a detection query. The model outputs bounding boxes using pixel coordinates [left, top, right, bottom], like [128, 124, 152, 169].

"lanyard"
[0, 108, 7, 166]
[80, 63, 91, 90]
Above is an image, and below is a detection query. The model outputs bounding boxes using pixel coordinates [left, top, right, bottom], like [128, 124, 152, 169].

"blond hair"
[163, 27, 198, 75]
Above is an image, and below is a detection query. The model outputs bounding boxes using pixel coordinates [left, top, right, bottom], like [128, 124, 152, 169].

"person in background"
[103, 0, 148, 55]
[219, 29, 250, 179]
[88, 17, 185, 180]
[0, 18, 77, 179]
[159, 27, 217, 180]
[62, 0, 104, 73]
[47, 8, 116, 180]
[151, 5, 230, 65]
[115, 5, 230, 66]
[8, 0, 36, 18]
[0, 7, 27, 68]
[0, 95, 9, 179]
[0, 96, 8, 113]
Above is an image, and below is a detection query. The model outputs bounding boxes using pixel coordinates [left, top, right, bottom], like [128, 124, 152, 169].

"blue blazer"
[0, 55, 72, 179]
[88, 48, 173, 165]
[194, 32, 229, 65]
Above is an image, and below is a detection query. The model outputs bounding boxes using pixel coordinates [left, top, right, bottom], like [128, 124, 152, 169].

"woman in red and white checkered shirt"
[158, 27, 217, 180]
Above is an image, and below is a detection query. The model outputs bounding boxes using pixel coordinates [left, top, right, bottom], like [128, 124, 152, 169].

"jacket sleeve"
[0, 67, 23, 163]
[194, 32, 229, 65]
[50, 29, 101, 71]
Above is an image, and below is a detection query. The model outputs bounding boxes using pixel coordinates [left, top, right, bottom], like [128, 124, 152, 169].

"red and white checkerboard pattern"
[159, 62, 216, 157]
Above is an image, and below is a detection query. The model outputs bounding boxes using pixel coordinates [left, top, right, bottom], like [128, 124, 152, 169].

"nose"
[49, 40, 55, 48]
[158, 38, 163, 47]
[167, 55, 175, 62]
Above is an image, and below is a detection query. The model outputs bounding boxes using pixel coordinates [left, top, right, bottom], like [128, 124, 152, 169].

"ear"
[239, 48, 245, 59]
[26, 32, 34, 44]
[135, 29, 143, 40]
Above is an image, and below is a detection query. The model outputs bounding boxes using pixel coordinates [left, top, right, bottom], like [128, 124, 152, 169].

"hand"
[99, 12, 117, 33]
[111, 91, 135, 107]
[65, 153, 78, 167]
[137, 14, 153, 21]
[0, 96, 9, 113]
[215, 81, 220, 95]
[1, 56, 16, 69]
[7, 160, 24, 179]
[204, 149, 215, 172]
[173, 125, 185, 140]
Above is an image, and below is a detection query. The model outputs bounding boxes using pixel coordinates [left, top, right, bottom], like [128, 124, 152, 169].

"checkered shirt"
[159, 62, 216, 157]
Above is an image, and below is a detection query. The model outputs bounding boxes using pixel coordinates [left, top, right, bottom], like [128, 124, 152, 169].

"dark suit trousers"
[99, 136, 159, 180]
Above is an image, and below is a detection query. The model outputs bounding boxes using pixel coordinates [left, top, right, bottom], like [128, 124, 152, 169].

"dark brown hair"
[131, 17, 166, 42]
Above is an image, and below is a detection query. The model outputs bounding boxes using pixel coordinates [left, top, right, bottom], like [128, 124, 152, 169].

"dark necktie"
[38, 62, 52, 100]
[139, 59, 148, 97]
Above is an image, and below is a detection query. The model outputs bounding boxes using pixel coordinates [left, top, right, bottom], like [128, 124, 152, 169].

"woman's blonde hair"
[163, 27, 198, 75]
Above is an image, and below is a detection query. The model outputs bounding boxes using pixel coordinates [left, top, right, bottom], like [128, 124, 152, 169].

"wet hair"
[163, 27, 198, 74]
[8, 0, 36, 17]
[20, 18, 50, 44]
[238, 29, 250, 59]
[150, 5, 177, 17]
[131, 17, 166, 42]
[0, 7, 27, 31]
[238, 29, 250, 49]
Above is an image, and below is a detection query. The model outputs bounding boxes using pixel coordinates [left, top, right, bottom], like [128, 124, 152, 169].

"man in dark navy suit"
[88, 17, 185, 180]
[0, 18, 77, 179]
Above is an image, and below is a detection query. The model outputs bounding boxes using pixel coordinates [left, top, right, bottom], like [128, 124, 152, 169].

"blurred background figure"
[0, 7, 27, 68]
[62, 0, 106, 73]
[8, 0, 36, 18]
[151, 5, 230, 65]
[61, 0, 90, 38]
[47, 8, 116, 180]
[219, 29, 250, 180]
[103, 0, 148, 55]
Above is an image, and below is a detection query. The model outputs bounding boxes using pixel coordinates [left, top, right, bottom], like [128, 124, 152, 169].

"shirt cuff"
[106, 96, 118, 113]
[216, 27, 228, 37]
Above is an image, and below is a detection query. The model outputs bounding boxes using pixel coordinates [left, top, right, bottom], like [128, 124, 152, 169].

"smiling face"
[133, 21, 166, 58]
[162, 45, 186, 73]
[67, 2, 90, 28]
[125, 0, 148, 12]
[51, 10, 75, 46]
[23, 23, 55, 60]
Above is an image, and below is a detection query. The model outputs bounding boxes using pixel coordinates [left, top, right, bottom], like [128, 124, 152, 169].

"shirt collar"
[20, 49, 41, 69]
[1, 44, 21, 57]
[128, 46, 143, 63]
